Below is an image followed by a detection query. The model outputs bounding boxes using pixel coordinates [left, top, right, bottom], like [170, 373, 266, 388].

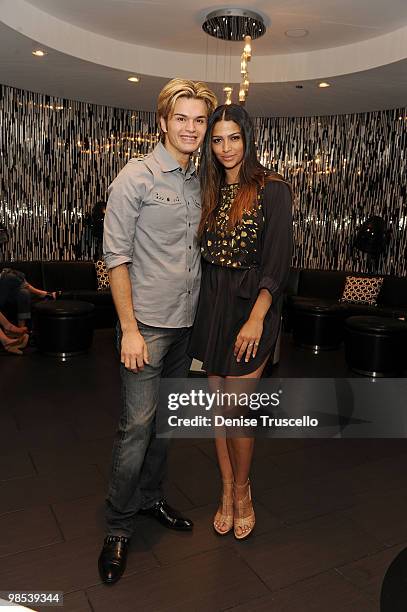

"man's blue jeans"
[105, 321, 191, 537]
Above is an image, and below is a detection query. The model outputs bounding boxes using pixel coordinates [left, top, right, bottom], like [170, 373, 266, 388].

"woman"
[189, 104, 292, 539]
[0, 268, 58, 328]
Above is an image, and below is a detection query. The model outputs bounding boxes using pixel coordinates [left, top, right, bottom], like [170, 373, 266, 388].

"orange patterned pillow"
[340, 276, 383, 305]
[95, 260, 110, 291]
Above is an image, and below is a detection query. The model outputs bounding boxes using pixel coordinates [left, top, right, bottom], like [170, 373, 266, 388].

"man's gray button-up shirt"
[103, 142, 202, 328]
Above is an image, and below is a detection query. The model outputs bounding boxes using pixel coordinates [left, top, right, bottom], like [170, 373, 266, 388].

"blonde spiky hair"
[157, 78, 217, 142]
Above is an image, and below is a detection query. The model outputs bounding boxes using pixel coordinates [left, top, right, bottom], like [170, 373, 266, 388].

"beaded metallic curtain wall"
[0, 84, 406, 274]
[254, 112, 407, 276]
[0, 85, 158, 261]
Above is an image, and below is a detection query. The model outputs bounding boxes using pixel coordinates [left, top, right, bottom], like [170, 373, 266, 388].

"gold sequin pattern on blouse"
[201, 184, 263, 268]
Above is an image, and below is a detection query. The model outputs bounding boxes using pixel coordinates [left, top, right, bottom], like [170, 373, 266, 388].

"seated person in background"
[0, 268, 58, 328]
[0, 311, 29, 355]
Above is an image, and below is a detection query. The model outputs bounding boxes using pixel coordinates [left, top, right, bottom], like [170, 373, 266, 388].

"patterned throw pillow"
[340, 275, 383, 306]
[95, 260, 110, 290]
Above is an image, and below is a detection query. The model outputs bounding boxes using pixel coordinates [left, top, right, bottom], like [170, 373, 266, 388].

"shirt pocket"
[141, 191, 184, 246]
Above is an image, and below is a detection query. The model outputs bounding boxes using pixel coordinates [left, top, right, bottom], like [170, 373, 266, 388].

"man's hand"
[107, 264, 149, 372]
[121, 329, 150, 372]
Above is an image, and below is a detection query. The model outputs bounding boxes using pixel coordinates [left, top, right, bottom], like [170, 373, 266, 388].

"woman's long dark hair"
[198, 104, 284, 235]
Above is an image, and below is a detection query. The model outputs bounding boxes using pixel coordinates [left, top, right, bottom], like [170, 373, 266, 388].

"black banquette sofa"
[284, 268, 407, 351]
[286, 268, 407, 320]
[0, 261, 115, 329]
[1, 261, 406, 334]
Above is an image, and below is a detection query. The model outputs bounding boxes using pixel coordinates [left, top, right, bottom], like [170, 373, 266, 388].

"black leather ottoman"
[33, 300, 95, 358]
[292, 299, 344, 351]
[344, 316, 407, 377]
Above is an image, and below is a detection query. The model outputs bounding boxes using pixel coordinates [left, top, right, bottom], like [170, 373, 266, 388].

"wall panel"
[0, 85, 406, 275]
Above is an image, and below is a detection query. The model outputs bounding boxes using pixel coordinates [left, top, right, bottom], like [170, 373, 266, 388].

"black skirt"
[189, 261, 281, 376]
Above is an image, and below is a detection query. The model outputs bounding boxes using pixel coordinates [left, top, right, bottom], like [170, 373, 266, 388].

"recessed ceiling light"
[128, 76, 140, 83]
[32, 49, 47, 57]
[318, 82, 331, 88]
[285, 29, 309, 38]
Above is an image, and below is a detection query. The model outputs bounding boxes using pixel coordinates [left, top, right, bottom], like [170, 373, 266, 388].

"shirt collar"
[153, 142, 196, 179]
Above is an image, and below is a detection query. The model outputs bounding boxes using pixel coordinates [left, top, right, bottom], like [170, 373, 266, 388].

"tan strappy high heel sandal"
[213, 479, 234, 535]
[234, 480, 255, 540]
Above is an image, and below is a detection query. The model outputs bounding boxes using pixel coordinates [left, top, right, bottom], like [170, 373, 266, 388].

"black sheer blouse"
[201, 183, 263, 269]
[201, 179, 293, 302]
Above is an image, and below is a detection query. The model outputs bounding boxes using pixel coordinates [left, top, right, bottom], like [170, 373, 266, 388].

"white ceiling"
[1, 0, 407, 116]
[24, 0, 407, 54]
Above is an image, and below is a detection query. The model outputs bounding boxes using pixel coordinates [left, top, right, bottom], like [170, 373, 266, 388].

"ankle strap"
[235, 479, 250, 488]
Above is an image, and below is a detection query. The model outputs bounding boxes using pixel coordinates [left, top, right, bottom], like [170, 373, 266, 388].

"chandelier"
[202, 8, 267, 105]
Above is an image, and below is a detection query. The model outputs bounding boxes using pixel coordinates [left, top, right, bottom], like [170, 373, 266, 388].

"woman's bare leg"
[208, 375, 233, 477]
[208, 374, 234, 533]
[25, 283, 56, 299]
[223, 355, 270, 536]
[208, 355, 270, 535]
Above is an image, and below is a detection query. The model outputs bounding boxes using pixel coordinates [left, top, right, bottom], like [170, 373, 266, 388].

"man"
[98, 79, 217, 585]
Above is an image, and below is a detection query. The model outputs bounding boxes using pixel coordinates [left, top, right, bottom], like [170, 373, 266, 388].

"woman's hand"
[121, 329, 150, 372]
[234, 316, 263, 363]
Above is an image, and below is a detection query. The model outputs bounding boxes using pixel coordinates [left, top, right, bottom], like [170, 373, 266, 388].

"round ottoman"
[33, 299, 95, 358]
[344, 316, 407, 377]
[292, 299, 344, 351]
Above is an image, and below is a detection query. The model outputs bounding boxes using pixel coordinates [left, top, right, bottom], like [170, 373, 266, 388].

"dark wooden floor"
[1, 330, 407, 611]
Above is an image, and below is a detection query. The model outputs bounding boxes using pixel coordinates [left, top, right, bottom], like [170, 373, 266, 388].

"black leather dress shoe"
[139, 500, 193, 531]
[98, 535, 129, 585]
